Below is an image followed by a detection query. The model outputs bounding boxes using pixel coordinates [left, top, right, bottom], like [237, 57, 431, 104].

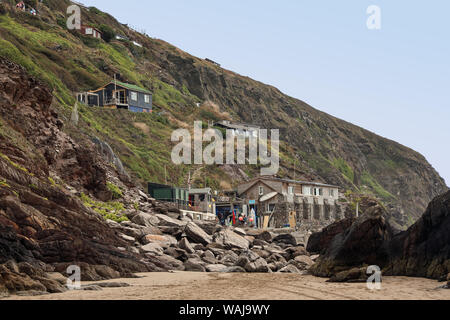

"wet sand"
[5, 272, 450, 300]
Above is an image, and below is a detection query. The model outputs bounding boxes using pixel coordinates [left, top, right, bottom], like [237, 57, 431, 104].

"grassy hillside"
[0, 0, 447, 228]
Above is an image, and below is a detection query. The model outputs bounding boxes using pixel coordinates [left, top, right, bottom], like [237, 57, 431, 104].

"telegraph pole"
[164, 165, 167, 185]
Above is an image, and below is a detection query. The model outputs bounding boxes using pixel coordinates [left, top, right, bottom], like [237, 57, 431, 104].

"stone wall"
[269, 197, 347, 232]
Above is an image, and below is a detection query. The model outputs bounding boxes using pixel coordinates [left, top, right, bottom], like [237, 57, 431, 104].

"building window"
[259, 186, 264, 196]
[313, 188, 323, 196]
[268, 204, 276, 212]
[144, 94, 150, 103]
[329, 189, 335, 197]
[303, 186, 312, 195]
[130, 91, 138, 101]
[288, 186, 294, 195]
[85, 28, 93, 35]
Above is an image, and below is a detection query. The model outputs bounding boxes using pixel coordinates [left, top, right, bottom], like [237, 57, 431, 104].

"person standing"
[249, 208, 256, 229]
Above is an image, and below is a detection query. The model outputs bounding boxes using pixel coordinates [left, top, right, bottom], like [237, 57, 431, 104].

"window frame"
[313, 188, 323, 196]
[130, 91, 138, 101]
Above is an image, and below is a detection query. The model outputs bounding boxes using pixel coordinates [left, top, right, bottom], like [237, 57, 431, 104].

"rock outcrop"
[308, 191, 450, 281]
[384, 191, 450, 279]
[0, 57, 158, 296]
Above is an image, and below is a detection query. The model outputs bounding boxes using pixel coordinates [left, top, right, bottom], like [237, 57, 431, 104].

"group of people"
[15, 1, 37, 15]
[217, 208, 257, 228]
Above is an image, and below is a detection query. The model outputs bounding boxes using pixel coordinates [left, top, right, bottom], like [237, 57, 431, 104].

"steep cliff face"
[0, 0, 447, 229]
[147, 44, 448, 228]
[0, 57, 156, 293]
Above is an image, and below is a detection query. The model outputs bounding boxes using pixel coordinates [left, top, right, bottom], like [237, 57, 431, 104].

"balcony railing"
[104, 97, 128, 106]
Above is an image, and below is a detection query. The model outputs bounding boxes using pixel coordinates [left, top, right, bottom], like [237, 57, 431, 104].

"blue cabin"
[77, 80, 152, 113]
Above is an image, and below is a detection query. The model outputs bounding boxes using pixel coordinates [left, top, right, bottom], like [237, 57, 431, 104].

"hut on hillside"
[77, 80, 152, 113]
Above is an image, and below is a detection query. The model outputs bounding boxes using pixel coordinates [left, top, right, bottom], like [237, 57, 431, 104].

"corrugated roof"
[215, 121, 260, 131]
[115, 81, 152, 94]
[257, 176, 339, 188]
[189, 188, 212, 194]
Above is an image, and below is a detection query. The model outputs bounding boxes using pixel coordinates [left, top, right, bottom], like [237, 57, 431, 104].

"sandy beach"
[4, 272, 449, 300]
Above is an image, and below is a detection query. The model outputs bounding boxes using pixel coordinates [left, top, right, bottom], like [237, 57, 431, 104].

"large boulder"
[223, 266, 246, 273]
[384, 191, 450, 279]
[184, 258, 206, 272]
[254, 258, 270, 273]
[279, 264, 301, 274]
[310, 191, 450, 280]
[164, 247, 189, 261]
[178, 238, 195, 254]
[201, 250, 216, 264]
[243, 257, 270, 273]
[195, 221, 221, 235]
[233, 228, 246, 237]
[253, 249, 271, 260]
[244, 261, 257, 272]
[273, 233, 297, 247]
[141, 243, 164, 255]
[131, 212, 160, 228]
[220, 252, 239, 266]
[157, 255, 185, 271]
[310, 204, 393, 277]
[289, 255, 314, 271]
[155, 214, 186, 228]
[306, 218, 356, 254]
[205, 264, 227, 272]
[214, 229, 250, 250]
[236, 256, 250, 269]
[143, 234, 177, 249]
[284, 246, 308, 261]
[246, 230, 273, 242]
[185, 222, 212, 245]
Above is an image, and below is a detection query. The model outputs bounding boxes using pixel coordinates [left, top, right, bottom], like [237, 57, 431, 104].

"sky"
[81, 0, 450, 185]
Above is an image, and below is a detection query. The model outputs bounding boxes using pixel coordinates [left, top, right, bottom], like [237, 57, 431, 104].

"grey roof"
[189, 188, 212, 194]
[258, 176, 339, 188]
[215, 121, 260, 131]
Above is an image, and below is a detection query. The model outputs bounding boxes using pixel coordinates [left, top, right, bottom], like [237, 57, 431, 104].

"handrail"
[105, 97, 128, 105]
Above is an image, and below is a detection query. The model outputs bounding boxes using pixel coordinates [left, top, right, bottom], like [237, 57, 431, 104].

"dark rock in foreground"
[309, 191, 450, 280]
[384, 191, 450, 279]
[306, 218, 355, 254]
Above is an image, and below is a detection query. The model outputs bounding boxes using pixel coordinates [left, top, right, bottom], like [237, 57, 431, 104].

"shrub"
[56, 17, 66, 29]
[89, 7, 103, 15]
[80, 193, 128, 223]
[79, 35, 102, 48]
[0, 4, 7, 15]
[99, 24, 115, 43]
[106, 182, 123, 199]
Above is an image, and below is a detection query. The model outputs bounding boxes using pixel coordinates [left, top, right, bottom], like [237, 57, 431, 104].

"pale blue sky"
[81, 0, 449, 185]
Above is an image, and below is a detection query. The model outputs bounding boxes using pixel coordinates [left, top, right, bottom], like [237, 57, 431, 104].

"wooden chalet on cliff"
[80, 25, 102, 39]
[77, 80, 153, 113]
